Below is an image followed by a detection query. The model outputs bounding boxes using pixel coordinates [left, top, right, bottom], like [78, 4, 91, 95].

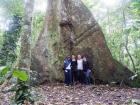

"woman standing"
[77, 54, 84, 84]
[71, 55, 77, 83]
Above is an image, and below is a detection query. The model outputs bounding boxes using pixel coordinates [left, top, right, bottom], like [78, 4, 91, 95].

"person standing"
[77, 54, 84, 84]
[63, 56, 72, 86]
[83, 56, 91, 85]
[71, 55, 77, 83]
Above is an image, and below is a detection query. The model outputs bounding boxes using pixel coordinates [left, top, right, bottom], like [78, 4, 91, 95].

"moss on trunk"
[31, 0, 140, 87]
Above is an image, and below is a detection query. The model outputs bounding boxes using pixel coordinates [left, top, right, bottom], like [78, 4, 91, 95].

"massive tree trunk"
[32, 0, 140, 87]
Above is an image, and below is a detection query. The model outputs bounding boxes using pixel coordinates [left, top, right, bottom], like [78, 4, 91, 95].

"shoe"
[64, 84, 69, 87]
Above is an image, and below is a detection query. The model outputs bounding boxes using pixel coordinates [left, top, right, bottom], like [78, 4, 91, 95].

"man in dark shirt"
[71, 55, 77, 83]
[63, 56, 72, 86]
[83, 56, 91, 85]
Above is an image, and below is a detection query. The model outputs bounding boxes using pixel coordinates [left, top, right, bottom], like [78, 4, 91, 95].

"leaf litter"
[0, 83, 140, 105]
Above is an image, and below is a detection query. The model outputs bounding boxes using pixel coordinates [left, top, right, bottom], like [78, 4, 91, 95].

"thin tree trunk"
[122, 10, 136, 72]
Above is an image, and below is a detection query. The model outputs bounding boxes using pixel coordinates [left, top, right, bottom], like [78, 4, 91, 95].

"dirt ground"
[0, 84, 140, 105]
[37, 84, 140, 105]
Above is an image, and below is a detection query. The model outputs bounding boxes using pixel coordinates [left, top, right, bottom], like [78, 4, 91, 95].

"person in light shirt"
[77, 54, 84, 84]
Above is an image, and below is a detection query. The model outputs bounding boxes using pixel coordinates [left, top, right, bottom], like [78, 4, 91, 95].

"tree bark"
[32, 0, 63, 82]
[18, 0, 34, 70]
[32, 0, 140, 87]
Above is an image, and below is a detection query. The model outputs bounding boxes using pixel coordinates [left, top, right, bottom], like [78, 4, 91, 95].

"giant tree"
[32, 0, 140, 87]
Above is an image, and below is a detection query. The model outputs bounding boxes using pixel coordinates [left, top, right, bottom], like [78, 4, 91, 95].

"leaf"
[15, 90, 23, 101]
[13, 69, 29, 81]
[0, 66, 10, 76]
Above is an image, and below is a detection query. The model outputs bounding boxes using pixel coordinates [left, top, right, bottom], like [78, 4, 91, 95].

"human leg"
[64, 70, 69, 85]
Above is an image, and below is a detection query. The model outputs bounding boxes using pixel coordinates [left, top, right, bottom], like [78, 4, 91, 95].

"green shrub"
[0, 66, 35, 104]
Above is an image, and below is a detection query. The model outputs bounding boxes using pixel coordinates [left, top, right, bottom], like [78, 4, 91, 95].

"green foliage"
[32, 12, 45, 47]
[82, 0, 100, 10]
[83, 0, 140, 73]
[13, 70, 29, 81]
[129, 0, 140, 18]
[0, 30, 4, 49]
[0, 66, 11, 84]
[0, 15, 22, 65]
[0, 0, 40, 104]
[0, 66, 10, 76]
[0, 0, 24, 66]
[0, 0, 24, 17]
[11, 81, 34, 105]
[0, 66, 29, 83]
[0, 66, 35, 104]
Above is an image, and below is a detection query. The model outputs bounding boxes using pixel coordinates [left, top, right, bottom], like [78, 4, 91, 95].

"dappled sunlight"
[0, 8, 6, 30]
[0, 0, 47, 31]
[34, 0, 47, 13]
[100, 0, 120, 7]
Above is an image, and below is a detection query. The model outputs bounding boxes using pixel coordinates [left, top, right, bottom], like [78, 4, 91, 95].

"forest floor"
[0, 83, 140, 105]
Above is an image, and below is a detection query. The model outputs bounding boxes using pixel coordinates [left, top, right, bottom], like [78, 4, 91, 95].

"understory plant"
[0, 66, 35, 105]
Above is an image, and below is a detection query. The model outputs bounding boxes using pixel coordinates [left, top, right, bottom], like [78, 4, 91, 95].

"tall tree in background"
[18, 0, 34, 70]
[32, 0, 140, 86]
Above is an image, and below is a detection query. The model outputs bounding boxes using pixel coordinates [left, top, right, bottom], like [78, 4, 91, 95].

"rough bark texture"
[32, 0, 63, 83]
[18, 0, 34, 69]
[32, 0, 140, 86]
